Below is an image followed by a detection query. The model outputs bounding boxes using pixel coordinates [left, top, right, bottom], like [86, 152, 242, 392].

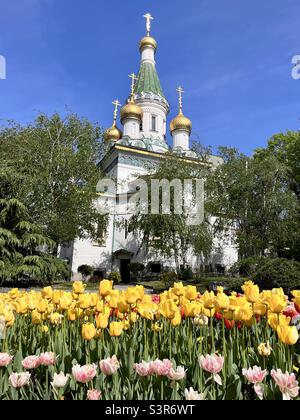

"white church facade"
[61, 14, 238, 282]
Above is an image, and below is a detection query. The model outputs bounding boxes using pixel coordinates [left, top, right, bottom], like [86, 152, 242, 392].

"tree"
[206, 147, 299, 259]
[0, 195, 69, 285]
[127, 153, 212, 272]
[0, 112, 107, 250]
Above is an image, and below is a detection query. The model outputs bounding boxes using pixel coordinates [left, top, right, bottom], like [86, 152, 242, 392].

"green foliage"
[107, 271, 121, 284]
[0, 113, 107, 247]
[160, 271, 178, 286]
[0, 195, 69, 285]
[77, 264, 94, 278]
[206, 147, 299, 259]
[230, 257, 266, 277]
[128, 263, 145, 275]
[128, 152, 212, 271]
[253, 258, 300, 291]
[179, 266, 193, 280]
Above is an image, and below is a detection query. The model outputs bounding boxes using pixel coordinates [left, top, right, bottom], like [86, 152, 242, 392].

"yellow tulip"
[202, 291, 215, 309]
[268, 313, 290, 331]
[82, 323, 97, 341]
[171, 310, 182, 327]
[117, 299, 129, 314]
[267, 294, 287, 313]
[124, 287, 140, 305]
[95, 313, 109, 329]
[277, 325, 299, 345]
[235, 303, 253, 321]
[52, 290, 62, 305]
[72, 281, 86, 294]
[41, 325, 49, 334]
[41, 286, 53, 300]
[172, 282, 185, 297]
[78, 294, 91, 310]
[106, 290, 120, 309]
[15, 298, 28, 314]
[59, 293, 73, 311]
[99, 280, 113, 297]
[152, 322, 163, 332]
[36, 299, 48, 314]
[242, 281, 260, 303]
[185, 286, 198, 301]
[258, 342, 272, 356]
[159, 299, 178, 319]
[214, 293, 230, 311]
[109, 321, 123, 337]
[253, 302, 267, 316]
[50, 312, 63, 325]
[31, 310, 43, 325]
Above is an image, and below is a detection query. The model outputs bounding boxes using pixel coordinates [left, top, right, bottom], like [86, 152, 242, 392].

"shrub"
[253, 258, 300, 291]
[77, 265, 94, 279]
[128, 263, 145, 275]
[179, 266, 193, 281]
[230, 257, 265, 277]
[160, 271, 178, 287]
[107, 271, 121, 284]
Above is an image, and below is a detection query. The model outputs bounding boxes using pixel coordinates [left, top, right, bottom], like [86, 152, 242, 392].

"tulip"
[22, 355, 41, 370]
[31, 310, 43, 325]
[184, 387, 205, 400]
[0, 353, 13, 367]
[95, 313, 109, 329]
[99, 355, 120, 375]
[72, 281, 86, 294]
[150, 359, 173, 376]
[267, 294, 286, 313]
[82, 323, 97, 341]
[41, 286, 53, 300]
[9, 372, 31, 388]
[193, 314, 209, 326]
[257, 342, 272, 357]
[109, 321, 123, 337]
[242, 366, 268, 400]
[99, 280, 113, 297]
[106, 290, 120, 308]
[87, 389, 102, 400]
[171, 310, 182, 327]
[214, 293, 230, 311]
[51, 372, 70, 388]
[134, 361, 152, 377]
[50, 312, 63, 325]
[124, 287, 141, 305]
[185, 285, 198, 301]
[277, 325, 299, 345]
[167, 366, 186, 381]
[199, 354, 224, 385]
[202, 291, 215, 310]
[268, 313, 290, 331]
[40, 352, 56, 366]
[271, 369, 299, 400]
[159, 299, 177, 319]
[242, 281, 260, 303]
[72, 364, 97, 383]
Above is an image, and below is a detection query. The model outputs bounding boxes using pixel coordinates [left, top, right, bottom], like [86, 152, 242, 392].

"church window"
[151, 115, 157, 132]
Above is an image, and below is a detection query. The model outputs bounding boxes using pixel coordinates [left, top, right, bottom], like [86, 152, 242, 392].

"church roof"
[134, 61, 166, 99]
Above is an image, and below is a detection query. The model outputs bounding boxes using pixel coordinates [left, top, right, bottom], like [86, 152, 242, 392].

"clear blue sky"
[0, 0, 299, 154]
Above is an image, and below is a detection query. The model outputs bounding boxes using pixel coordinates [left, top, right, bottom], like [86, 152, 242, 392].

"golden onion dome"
[170, 111, 192, 134]
[103, 123, 122, 142]
[139, 35, 157, 52]
[120, 99, 143, 123]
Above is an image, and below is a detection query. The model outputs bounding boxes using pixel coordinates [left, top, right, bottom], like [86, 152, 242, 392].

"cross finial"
[143, 13, 154, 36]
[112, 99, 121, 124]
[128, 73, 138, 97]
[176, 86, 184, 113]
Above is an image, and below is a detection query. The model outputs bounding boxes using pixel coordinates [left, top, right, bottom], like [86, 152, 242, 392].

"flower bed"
[0, 280, 300, 400]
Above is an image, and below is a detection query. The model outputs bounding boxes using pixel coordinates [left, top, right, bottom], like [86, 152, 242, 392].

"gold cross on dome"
[128, 73, 138, 97]
[112, 99, 121, 123]
[143, 13, 154, 36]
[176, 86, 184, 113]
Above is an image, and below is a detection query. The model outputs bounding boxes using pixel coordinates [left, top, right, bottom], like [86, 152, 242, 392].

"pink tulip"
[72, 364, 97, 383]
[167, 366, 186, 381]
[9, 372, 31, 388]
[0, 353, 13, 367]
[150, 359, 173, 376]
[22, 355, 41, 370]
[134, 361, 152, 377]
[87, 389, 102, 400]
[271, 369, 299, 400]
[242, 366, 268, 400]
[39, 352, 56, 366]
[199, 354, 224, 385]
[99, 355, 120, 376]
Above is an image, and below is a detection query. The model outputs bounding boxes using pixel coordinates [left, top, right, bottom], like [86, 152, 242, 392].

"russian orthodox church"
[61, 14, 238, 282]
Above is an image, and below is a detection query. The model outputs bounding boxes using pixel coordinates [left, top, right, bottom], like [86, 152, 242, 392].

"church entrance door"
[120, 259, 131, 283]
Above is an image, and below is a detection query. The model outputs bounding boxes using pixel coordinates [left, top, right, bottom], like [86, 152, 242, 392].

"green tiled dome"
[134, 61, 166, 99]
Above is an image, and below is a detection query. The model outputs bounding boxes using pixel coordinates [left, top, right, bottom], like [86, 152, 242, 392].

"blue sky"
[0, 0, 299, 154]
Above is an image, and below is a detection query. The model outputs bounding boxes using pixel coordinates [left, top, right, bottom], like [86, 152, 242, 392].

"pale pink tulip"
[167, 366, 186, 381]
[199, 354, 224, 385]
[72, 364, 97, 383]
[271, 369, 299, 400]
[22, 355, 41, 370]
[99, 355, 120, 376]
[150, 359, 173, 376]
[87, 389, 102, 400]
[242, 366, 268, 400]
[39, 352, 56, 366]
[0, 353, 13, 367]
[134, 361, 152, 377]
[184, 387, 205, 400]
[51, 372, 70, 389]
[9, 372, 31, 388]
